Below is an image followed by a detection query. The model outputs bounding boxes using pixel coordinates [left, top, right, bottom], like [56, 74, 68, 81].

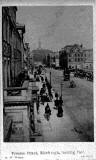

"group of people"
[36, 70, 63, 119]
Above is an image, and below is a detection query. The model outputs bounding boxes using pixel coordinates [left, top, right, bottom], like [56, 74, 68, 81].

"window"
[78, 54, 80, 57]
[69, 53, 71, 57]
[81, 58, 83, 61]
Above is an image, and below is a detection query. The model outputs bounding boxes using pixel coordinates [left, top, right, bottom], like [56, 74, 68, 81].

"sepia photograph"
[2, 5, 94, 143]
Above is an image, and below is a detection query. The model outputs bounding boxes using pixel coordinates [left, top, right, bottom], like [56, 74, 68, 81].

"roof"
[62, 44, 83, 54]
[83, 48, 93, 51]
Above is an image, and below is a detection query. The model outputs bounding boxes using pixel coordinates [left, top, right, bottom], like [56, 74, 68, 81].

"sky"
[16, 6, 93, 51]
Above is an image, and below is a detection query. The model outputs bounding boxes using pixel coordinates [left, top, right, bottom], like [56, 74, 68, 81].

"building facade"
[59, 48, 68, 70]
[63, 44, 93, 70]
[63, 44, 83, 69]
[2, 7, 25, 88]
[83, 49, 93, 72]
[3, 7, 39, 142]
[24, 43, 31, 70]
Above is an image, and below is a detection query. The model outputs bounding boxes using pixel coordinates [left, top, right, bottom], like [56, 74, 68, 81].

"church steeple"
[38, 38, 41, 49]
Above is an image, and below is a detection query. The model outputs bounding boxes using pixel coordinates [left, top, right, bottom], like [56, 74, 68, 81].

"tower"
[38, 38, 41, 49]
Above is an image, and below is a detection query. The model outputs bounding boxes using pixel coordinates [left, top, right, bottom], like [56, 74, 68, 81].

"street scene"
[3, 6, 93, 142]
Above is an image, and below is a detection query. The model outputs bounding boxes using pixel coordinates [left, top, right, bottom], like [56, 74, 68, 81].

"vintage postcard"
[0, 0, 96, 160]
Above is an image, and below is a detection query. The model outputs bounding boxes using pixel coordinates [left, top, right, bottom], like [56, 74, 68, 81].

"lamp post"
[50, 70, 51, 86]
[60, 82, 63, 98]
[61, 71, 64, 98]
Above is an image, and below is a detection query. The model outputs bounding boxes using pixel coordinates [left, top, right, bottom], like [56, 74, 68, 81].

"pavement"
[45, 68, 94, 141]
[34, 77, 84, 142]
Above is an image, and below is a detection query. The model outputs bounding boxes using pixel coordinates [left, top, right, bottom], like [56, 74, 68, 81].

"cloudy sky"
[16, 6, 93, 51]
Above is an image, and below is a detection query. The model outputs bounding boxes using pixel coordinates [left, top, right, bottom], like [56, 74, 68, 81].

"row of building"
[51, 44, 93, 72]
[2, 7, 38, 142]
[2, 7, 30, 88]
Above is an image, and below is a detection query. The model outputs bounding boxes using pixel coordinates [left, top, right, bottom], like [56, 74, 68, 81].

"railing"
[4, 80, 29, 101]
[4, 87, 28, 96]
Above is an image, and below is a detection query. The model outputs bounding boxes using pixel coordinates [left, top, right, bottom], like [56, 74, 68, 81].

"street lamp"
[50, 70, 51, 86]
[61, 72, 64, 98]
[60, 81, 63, 98]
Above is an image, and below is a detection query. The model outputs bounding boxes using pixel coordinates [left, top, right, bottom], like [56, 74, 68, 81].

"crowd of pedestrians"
[34, 66, 64, 120]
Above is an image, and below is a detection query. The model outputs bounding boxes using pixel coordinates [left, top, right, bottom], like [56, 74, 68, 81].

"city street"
[34, 79, 84, 142]
[44, 68, 94, 141]
[33, 68, 94, 142]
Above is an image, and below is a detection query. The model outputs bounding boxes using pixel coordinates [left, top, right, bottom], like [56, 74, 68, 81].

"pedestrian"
[45, 103, 51, 115]
[54, 97, 59, 109]
[34, 71, 37, 79]
[57, 96, 63, 117]
[55, 92, 58, 98]
[41, 76, 44, 82]
[36, 95, 39, 114]
[42, 83, 46, 90]
[40, 87, 45, 96]
[59, 96, 63, 107]
[48, 88, 53, 101]
[45, 77, 48, 83]
[57, 104, 63, 117]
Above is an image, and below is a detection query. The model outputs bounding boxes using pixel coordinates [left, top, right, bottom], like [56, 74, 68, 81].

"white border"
[0, 1, 96, 160]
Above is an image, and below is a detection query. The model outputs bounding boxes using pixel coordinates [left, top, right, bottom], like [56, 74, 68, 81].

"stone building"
[3, 7, 39, 142]
[59, 48, 68, 70]
[52, 51, 60, 68]
[24, 43, 31, 70]
[2, 7, 25, 88]
[63, 44, 93, 70]
[83, 49, 93, 72]
[63, 44, 83, 69]
[83, 49, 93, 61]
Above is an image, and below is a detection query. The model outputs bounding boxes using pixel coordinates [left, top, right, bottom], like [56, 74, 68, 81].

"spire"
[38, 38, 41, 49]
